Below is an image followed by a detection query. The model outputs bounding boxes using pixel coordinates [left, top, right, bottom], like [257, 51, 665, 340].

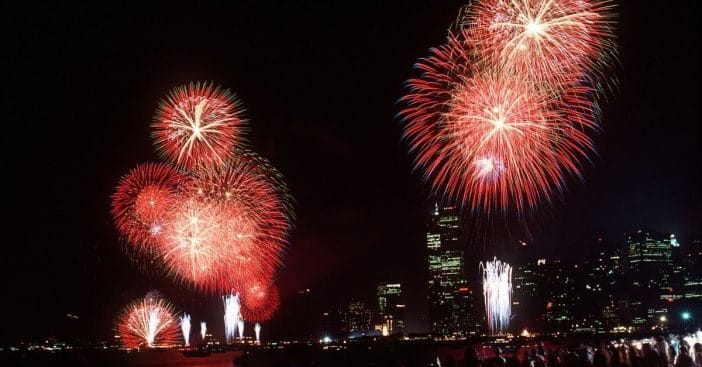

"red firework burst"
[241, 280, 280, 322]
[117, 291, 180, 349]
[151, 82, 247, 170]
[111, 163, 187, 252]
[157, 152, 292, 292]
[402, 66, 597, 212]
[464, 0, 617, 88]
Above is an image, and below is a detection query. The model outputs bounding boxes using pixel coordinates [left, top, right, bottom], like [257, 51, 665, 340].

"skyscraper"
[377, 283, 405, 335]
[339, 300, 372, 337]
[625, 229, 678, 328]
[426, 204, 473, 337]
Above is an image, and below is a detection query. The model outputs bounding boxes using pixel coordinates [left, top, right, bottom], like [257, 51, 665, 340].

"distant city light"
[681, 312, 691, 320]
[659, 315, 667, 322]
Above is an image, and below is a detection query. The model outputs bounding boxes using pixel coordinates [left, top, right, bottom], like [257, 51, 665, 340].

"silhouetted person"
[675, 346, 694, 367]
[533, 348, 547, 367]
[644, 343, 661, 367]
[487, 347, 508, 367]
[657, 337, 672, 367]
[507, 349, 521, 367]
[549, 348, 563, 367]
[594, 344, 612, 367]
[693, 343, 702, 367]
[465, 346, 484, 367]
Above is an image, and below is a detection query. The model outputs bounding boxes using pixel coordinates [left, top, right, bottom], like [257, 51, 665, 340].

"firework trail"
[238, 319, 245, 340]
[223, 292, 241, 343]
[463, 0, 618, 90]
[152, 82, 247, 170]
[112, 82, 293, 322]
[181, 313, 191, 346]
[111, 163, 186, 252]
[254, 322, 262, 343]
[480, 258, 512, 334]
[241, 279, 280, 322]
[403, 65, 597, 213]
[400, 1, 616, 215]
[200, 321, 207, 341]
[117, 291, 180, 348]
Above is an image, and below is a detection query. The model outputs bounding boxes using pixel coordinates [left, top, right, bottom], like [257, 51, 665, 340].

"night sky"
[3, 1, 700, 343]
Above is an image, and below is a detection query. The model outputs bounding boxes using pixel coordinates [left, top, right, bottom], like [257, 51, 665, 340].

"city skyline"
[3, 1, 701, 345]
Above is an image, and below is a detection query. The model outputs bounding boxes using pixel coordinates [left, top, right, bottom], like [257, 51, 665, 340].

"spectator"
[675, 346, 694, 367]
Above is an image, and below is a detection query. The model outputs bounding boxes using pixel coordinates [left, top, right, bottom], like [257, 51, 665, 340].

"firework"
[241, 280, 280, 322]
[159, 197, 230, 289]
[117, 291, 180, 348]
[223, 292, 241, 343]
[157, 152, 292, 291]
[200, 321, 207, 341]
[152, 82, 247, 170]
[402, 67, 597, 212]
[254, 322, 262, 343]
[181, 313, 191, 346]
[237, 319, 245, 340]
[480, 258, 512, 334]
[111, 163, 186, 252]
[464, 0, 617, 89]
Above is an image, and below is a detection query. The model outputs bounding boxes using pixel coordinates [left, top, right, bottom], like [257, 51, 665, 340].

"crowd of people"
[458, 333, 702, 367]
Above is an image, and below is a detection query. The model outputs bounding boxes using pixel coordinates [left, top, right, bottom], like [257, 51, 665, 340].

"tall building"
[426, 204, 473, 337]
[682, 239, 702, 311]
[625, 229, 679, 328]
[585, 238, 626, 332]
[512, 259, 578, 333]
[377, 283, 405, 335]
[339, 300, 372, 337]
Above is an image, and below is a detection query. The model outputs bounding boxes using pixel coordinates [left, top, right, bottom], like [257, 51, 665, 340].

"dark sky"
[2, 1, 700, 343]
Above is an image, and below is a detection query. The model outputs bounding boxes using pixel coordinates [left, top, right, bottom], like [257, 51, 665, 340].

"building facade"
[426, 204, 474, 336]
[377, 283, 405, 335]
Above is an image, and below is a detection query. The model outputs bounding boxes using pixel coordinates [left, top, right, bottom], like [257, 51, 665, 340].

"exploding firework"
[111, 163, 187, 253]
[223, 292, 241, 343]
[254, 322, 262, 343]
[200, 321, 207, 341]
[402, 68, 597, 212]
[464, 0, 617, 89]
[159, 197, 231, 289]
[152, 82, 247, 170]
[237, 319, 245, 340]
[181, 313, 191, 346]
[117, 291, 180, 348]
[156, 152, 292, 291]
[480, 258, 512, 335]
[241, 280, 280, 322]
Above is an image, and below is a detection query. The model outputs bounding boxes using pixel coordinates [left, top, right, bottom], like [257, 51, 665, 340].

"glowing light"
[117, 291, 179, 348]
[241, 279, 280, 322]
[111, 163, 186, 253]
[399, 0, 618, 217]
[481, 258, 512, 335]
[237, 319, 245, 340]
[402, 69, 598, 213]
[181, 313, 191, 346]
[465, 0, 618, 88]
[200, 321, 207, 341]
[682, 312, 691, 320]
[254, 323, 261, 343]
[223, 293, 241, 343]
[152, 82, 246, 170]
